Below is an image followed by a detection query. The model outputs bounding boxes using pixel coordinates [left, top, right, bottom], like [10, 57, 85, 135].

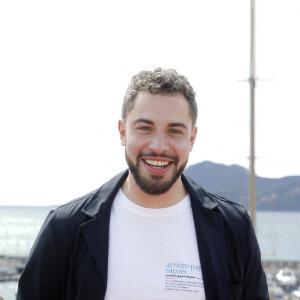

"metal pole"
[249, 0, 256, 231]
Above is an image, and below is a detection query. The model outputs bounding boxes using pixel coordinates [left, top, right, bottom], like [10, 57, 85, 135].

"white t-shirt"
[104, 189, 206, 300]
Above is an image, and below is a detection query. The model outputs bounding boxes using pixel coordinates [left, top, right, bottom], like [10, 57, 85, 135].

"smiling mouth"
[144, 159, 171, 169]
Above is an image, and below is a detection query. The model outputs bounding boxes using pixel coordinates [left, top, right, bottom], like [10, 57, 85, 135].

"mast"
[249, 0, 256, 230]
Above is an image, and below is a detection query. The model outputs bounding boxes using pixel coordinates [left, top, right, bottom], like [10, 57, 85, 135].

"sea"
[0, 206, 300, 300]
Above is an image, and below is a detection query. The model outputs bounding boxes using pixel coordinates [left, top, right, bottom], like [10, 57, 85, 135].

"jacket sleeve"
[241, 212, 269, 299]
[17, 210, 65, 300]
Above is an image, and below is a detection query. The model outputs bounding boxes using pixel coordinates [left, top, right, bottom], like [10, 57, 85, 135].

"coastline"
[1, 254, 300, 281]
[1, 255, 300, 300]
[0, 256, 26, 282]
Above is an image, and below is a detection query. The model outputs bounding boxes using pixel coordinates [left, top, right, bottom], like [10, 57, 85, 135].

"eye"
[169, 129, 183, 135]
[137, 126, 152, 132]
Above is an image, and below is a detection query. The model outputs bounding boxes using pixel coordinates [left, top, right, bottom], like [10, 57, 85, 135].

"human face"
[119, 92, 197, 195]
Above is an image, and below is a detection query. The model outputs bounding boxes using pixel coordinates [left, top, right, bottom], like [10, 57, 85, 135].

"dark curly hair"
[121, 68, 197, 126]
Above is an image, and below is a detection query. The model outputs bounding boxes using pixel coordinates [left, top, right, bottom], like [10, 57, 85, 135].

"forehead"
[127, 92, 192, 125]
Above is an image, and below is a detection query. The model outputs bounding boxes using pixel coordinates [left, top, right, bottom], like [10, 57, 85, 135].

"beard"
[125, 150, 188, 195]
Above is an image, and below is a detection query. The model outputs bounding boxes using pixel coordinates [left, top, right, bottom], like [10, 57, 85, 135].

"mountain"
[185, 161, 300, 211]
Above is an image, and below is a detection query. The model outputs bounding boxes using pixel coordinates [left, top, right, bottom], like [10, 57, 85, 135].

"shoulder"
[183, 173, 247, 212]
[183, 173, 251, 232]
[49, 188, 101, 225]
[36, 188, 102, 253]
[47, 170, 129, 228]
[184, 174, 255, 254]
[206, 191, 253, 246]
[207, 191, 250, 222]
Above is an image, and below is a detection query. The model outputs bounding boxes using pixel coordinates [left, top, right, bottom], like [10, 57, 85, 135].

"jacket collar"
[81, 170, 220, 217]
[181, 174, 219, 210]
[183, 174, 228, 300]
[81, 169, 129, 218]
[81, 170, 228, 300]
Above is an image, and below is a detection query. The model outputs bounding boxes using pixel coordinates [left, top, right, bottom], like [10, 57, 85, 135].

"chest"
[104, 195, 206, 300]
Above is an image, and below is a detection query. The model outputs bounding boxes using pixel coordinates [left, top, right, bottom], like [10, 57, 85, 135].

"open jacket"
[17, 170, 269, 300]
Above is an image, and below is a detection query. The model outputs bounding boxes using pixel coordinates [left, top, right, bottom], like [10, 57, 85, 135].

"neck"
[121, 173, 187, 208]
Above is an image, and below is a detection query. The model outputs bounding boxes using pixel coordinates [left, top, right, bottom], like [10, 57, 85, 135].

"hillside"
[185, 161, 300, 211]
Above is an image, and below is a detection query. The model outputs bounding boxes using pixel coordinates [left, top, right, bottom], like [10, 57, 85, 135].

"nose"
[148, 131, 169, 154]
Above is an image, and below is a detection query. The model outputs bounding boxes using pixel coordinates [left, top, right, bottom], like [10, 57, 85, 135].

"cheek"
[125, 135, 145, 154]
[174, 142, 193, 160]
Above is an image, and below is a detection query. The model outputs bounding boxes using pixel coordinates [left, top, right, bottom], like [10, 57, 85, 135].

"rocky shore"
[0, 256, 26, 282]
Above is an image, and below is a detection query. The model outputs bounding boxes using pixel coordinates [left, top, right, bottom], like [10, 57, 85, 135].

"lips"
[144, 159, 170, 169]
[142, 159, 172, 174]
[137, 152, 176, 173]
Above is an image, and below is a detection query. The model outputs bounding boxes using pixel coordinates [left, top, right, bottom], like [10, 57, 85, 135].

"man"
[17, 68, 269, 299]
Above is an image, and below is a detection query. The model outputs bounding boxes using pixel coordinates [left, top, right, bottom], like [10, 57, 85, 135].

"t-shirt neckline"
[115, 189, 191, 218]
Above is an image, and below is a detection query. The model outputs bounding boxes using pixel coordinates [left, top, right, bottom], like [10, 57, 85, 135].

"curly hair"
[121, 68, 197, 126]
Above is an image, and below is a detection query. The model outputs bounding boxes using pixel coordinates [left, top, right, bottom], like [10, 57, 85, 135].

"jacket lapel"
[182, 174, 228, 300]
[80, 171, 129, 286]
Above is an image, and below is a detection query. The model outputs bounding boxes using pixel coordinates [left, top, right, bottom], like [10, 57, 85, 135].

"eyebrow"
[134, 119, 188, 130]
[168, 122, 188, 130]
[133, 118, 154, 125]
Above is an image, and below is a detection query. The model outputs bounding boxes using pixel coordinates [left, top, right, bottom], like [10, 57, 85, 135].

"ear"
[189, 126, 198, 152]
[118, 119, 126, 146]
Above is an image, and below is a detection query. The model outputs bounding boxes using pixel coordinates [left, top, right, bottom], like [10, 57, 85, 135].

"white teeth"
[145, 159, 169, 167]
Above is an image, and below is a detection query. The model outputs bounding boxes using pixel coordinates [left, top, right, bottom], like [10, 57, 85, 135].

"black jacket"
[17, 170, 269, 300]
